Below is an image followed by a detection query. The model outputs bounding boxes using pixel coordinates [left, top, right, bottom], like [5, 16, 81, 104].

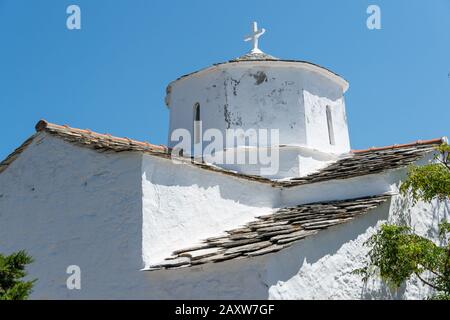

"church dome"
[165, 22, 351, 178]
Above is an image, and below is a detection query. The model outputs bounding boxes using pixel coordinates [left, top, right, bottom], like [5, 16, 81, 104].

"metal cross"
[244, 21, 266, 54]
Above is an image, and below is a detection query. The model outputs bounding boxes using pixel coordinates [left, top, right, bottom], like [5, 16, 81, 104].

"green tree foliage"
[355, 143, 450, 299]
[400, 144, 450, 203]
[0, 250, 35, 300]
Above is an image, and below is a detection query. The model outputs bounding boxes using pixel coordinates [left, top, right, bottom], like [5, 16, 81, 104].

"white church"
[0, 23, 448, 299]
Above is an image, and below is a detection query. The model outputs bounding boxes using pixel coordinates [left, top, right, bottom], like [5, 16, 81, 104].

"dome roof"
[169, 53, 349, 94]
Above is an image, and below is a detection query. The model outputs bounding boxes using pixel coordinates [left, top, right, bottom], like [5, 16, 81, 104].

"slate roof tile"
[146, 194, 391, 270]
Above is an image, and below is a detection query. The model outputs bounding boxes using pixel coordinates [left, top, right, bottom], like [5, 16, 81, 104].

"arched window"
[326, 105, 335, 145]
[194, 103, 201, 144]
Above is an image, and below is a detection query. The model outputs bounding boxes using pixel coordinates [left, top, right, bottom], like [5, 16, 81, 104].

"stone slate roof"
[146, 194, 391, 270]
[0, 120, 273, 180]
[281, 141, 444, 188]
[0, 120, 445, 189]
[35, 120, 168, 155]
[0, 120, 169, 175]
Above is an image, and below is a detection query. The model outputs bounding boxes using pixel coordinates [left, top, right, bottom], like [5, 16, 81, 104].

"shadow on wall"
[390, 194, 450, 244]
[142, 155, 280, 208]
[264, 199, 393, 299]
[144, 199, 393, 299]
[389, 194, 414, 227]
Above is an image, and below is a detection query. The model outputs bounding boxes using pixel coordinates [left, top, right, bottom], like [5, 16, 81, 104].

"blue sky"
[0, 0, 449, 160]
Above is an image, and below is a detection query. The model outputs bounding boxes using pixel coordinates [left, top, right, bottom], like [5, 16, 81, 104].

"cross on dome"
[244, 21, 266, 54]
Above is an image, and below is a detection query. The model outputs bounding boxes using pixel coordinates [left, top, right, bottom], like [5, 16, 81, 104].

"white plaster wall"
[0, 133, 148, 299]
[141, 154, 279, 266]
[268, 195, 449, 300]
[268, 154, 449, 300]
[281, 170, 398, 207]
[303, 90, 350, 153]
[167, 62, 348, 156]
[142, 192, 449, 300]
[0, 134, 280, 299]
[206, 146, 338, 179]
[168, 70, 228, 154]
[142, 257, 270, 299]
[144, 204, 391, 300]
[147, 152, 446, 300]
[0, 134, 445, 300]
[222, 64, 307, 147]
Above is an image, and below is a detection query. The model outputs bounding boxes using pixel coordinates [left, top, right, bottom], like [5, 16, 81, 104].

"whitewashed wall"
[167, 62, 349, 155]
[147, 153, 448, 300]
[0, 134, 279, 299]
[167, 69, 228, 154]
[268, 195, 450, 300]
[0, 134, 446, 299]
[204, 146, 339, 180]
[0, 133, 147, 299]
[142, 194, 449, 300]
[141, 154, 278, 266]
[303, 90, 350, 154]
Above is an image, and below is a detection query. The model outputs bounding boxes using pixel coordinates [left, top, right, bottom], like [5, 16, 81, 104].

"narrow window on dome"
[194, 103, 201, 144]
[326, 105, 335, 145]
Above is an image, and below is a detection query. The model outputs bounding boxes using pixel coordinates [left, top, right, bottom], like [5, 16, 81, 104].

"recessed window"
[194, 103, 201, 144]
[326, 105, 335, 145]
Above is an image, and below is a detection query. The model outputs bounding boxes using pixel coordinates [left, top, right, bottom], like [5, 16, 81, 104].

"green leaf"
[0, 250, 36, 300]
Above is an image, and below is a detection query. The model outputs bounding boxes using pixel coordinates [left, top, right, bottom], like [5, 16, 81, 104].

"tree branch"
[436, 157, 450, 169]
[426, 268, 445, 280]
[414, 272, 443, 291]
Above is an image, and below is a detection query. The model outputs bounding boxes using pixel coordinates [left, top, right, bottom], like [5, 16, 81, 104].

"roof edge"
[35, 119, 49, 132]
[352, 137, 447, 154]
[34, 119, 168, 152]
[0, 120, 445, 189]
